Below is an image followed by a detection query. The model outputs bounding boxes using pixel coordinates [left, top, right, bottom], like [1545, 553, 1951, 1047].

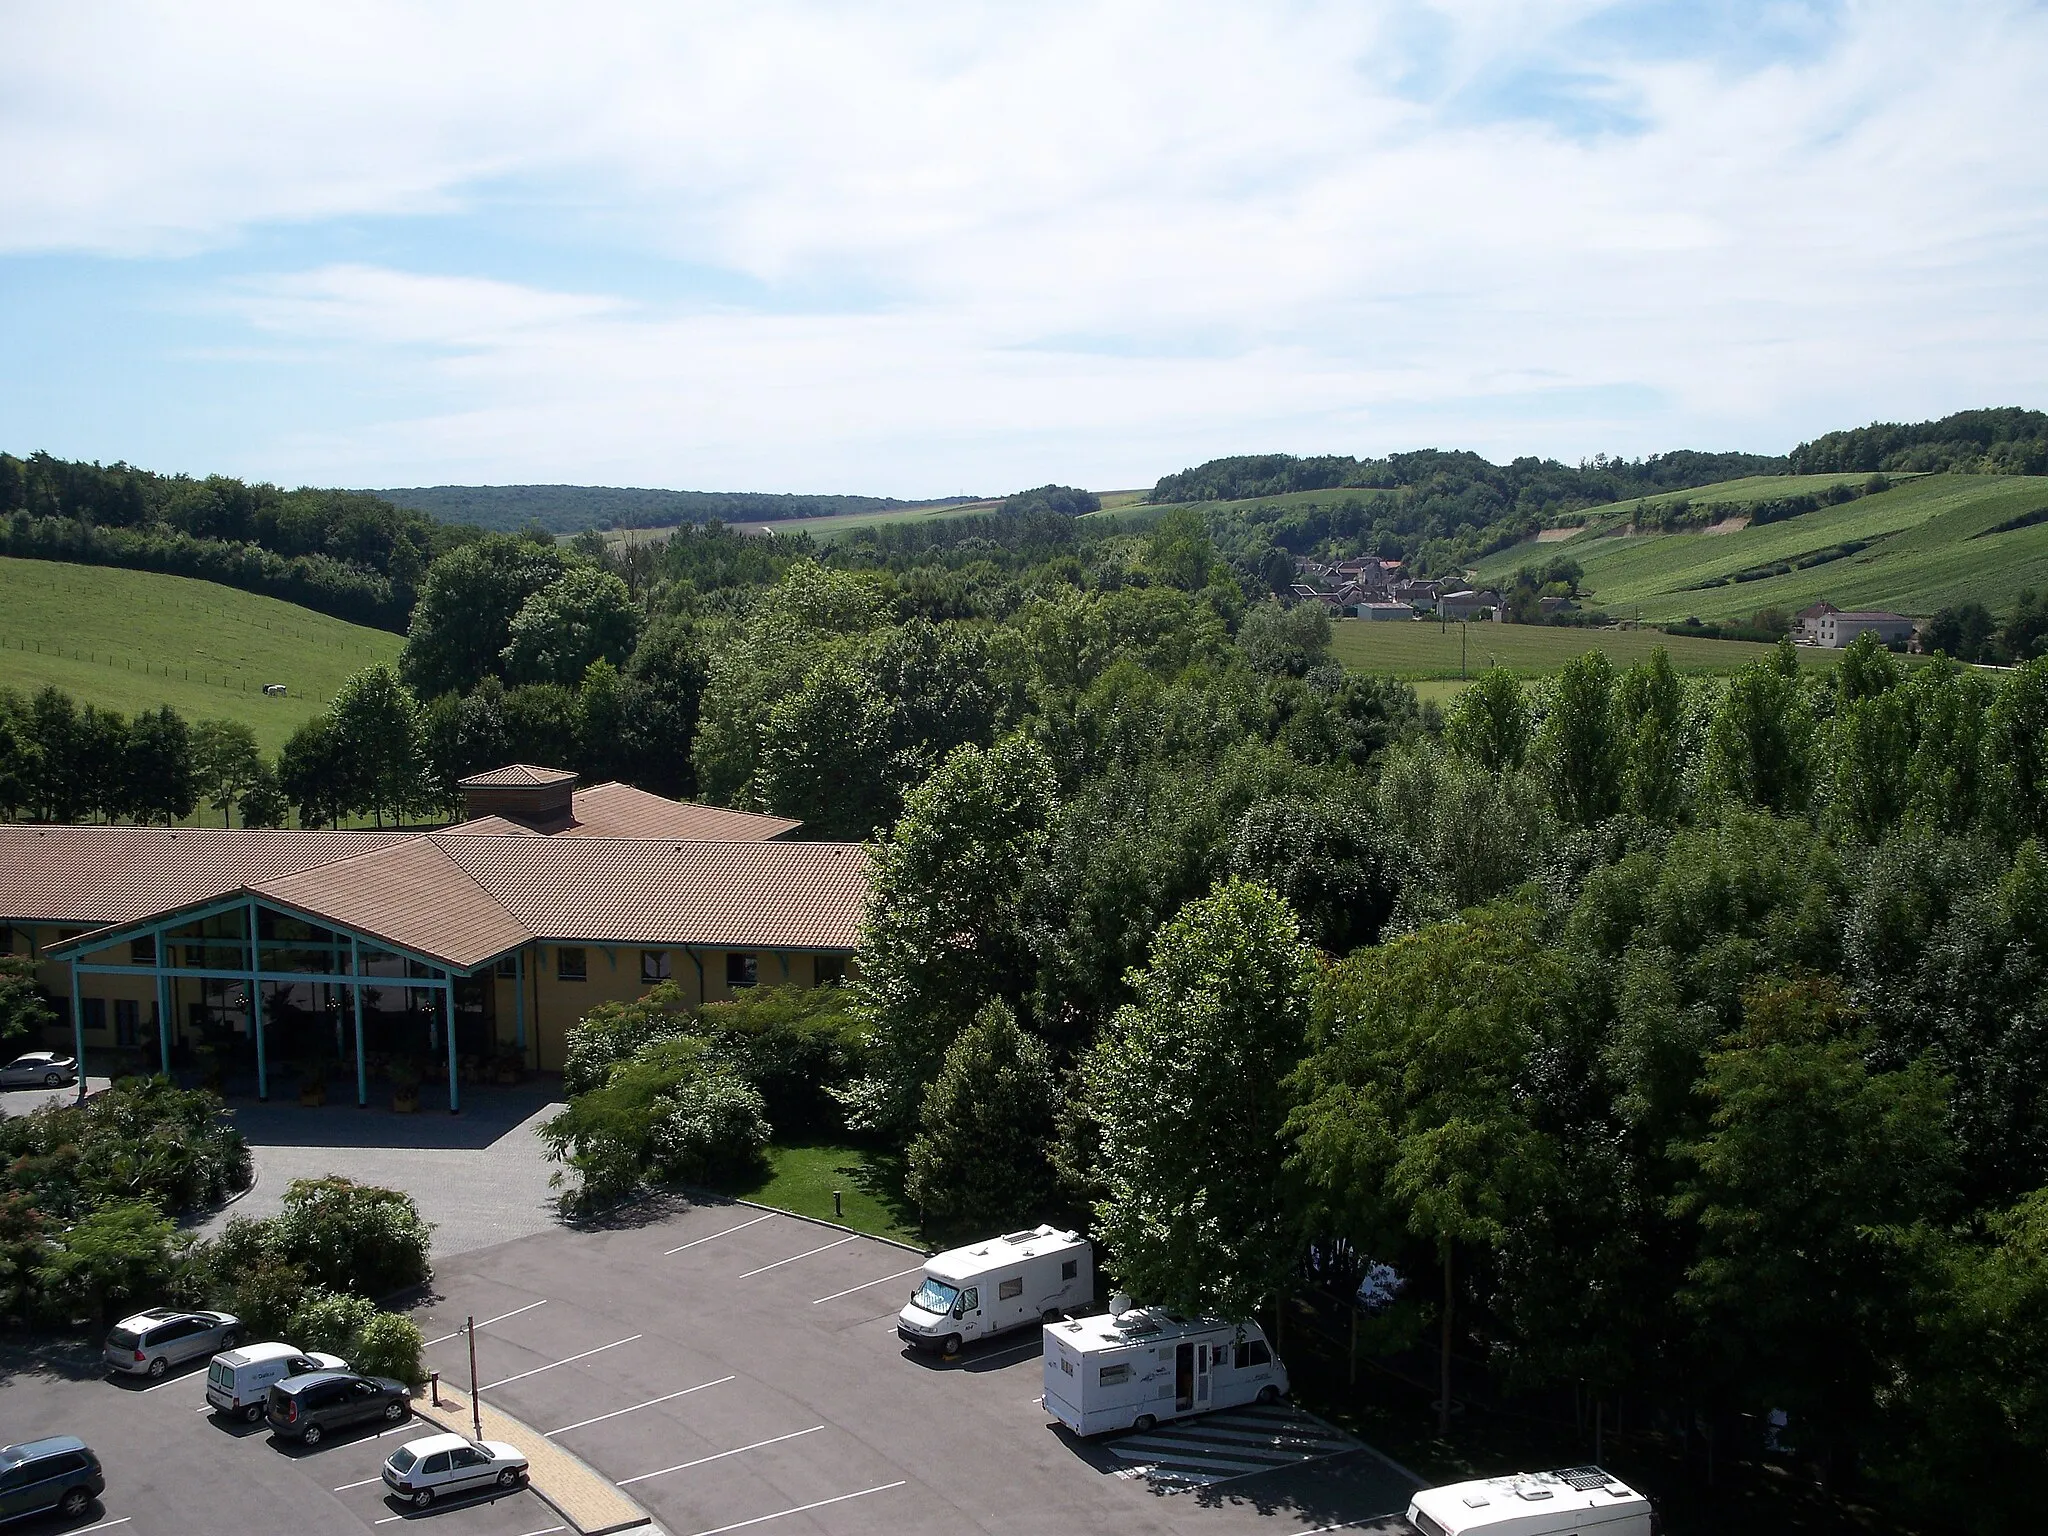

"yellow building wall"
[7, 922, 166, 1052]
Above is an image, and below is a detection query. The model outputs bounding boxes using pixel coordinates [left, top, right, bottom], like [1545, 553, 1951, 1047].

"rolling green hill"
[0, 557, 402, 750]
[1472, 473, 2048, 622]
[1330, 617, 1847, 681]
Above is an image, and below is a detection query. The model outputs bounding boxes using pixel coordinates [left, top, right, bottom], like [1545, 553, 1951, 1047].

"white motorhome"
[896, 1226, 1091, 1355]
[1042, 1307, 1287, 1436]
[1405, 1467, 1658, 1536]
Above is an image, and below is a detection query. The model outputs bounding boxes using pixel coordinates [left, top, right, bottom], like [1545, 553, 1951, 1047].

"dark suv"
[0, 1437, 104, 1522]
[266, 1371, 411, 1445]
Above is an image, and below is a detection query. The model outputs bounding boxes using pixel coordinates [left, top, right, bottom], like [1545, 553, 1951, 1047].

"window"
[82, 997, 106, 1034]
[959, 1287, 978, 1312]
[725, 952, 757, 989]
[130, 935, 156, 964]
[998, 1277, 1024, 1301]
[1098, 1363, 1132, 1386]
[640, 950, 671, 983]
[421, 1451, 452, 1475]
[494, 955, 518, 978]
[814, 954, 849, 986]
[451, 1447, 487, 1468]
[556, 948, 587, 982]
[1234, 1340, 1271, 1369]
[1061, 1259, 1078, 1282]
[115, 999, 139, 1048]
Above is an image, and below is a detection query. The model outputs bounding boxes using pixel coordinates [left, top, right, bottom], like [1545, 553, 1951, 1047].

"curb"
[412, 1383, 651, 1535]
[715, 1192, 928, 1257]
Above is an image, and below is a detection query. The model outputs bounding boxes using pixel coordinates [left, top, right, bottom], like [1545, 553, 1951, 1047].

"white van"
[1405, 1468, 1658, 1536]
[896, 1226, 1091, 1355]
[206, 1342, 347, 1422]
[1042, 1307, 1286, 1436]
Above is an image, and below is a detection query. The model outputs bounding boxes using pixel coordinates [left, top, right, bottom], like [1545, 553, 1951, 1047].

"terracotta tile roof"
[0, 825, 415, 927]
[554, 783, 799, 842]
[434, 835, 870, 951]
[456, 764, 577, 788]
[440, 815, 544, 837]
[15, 822, 870, 970]
[254, 838, 532, 971]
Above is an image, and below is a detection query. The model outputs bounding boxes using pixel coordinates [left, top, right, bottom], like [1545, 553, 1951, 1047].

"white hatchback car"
[381, 1433, 528, 1507]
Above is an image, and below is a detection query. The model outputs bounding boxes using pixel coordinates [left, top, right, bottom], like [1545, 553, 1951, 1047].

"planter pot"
[299, 1082, 327, 1107]
[392, 1088, 420, 1114]
[493, 1064, 521, 1085]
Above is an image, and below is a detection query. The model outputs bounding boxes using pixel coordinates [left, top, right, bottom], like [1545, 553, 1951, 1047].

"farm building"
[1813, 609, 1917, 648]
[1437, 589, 1502, 621]
[0, 767, 867, 1111]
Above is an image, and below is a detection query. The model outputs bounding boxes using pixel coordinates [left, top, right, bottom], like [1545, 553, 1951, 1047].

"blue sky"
[2, 1, 2044, 496]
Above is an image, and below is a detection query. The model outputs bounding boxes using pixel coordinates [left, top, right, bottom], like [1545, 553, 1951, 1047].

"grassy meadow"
[0, 557, 403, 751]
[1331, 617, 1844, 682]
[1474, 473, 2048, 623]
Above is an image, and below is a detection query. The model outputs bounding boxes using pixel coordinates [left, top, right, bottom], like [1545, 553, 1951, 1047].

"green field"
[1331, 617, 1845, 681]
[1473, 473, 2048, 623]
[0, 558, 403, 750]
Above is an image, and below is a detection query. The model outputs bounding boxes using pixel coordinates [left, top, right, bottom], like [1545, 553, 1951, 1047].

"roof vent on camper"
[1002, 1230, 1040, 1243]
[1556, 1468, 1612, 1492]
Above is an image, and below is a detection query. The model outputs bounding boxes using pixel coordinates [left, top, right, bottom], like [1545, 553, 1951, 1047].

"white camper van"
[896, 1226, 1091, 1355]
[1042, 1307, 1287, 1436]
[1404, 1467, 1659, 1536]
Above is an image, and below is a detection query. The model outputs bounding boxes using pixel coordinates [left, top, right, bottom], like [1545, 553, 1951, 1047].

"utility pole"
[1461, 622, 1467, 680]
[466, 1316, 481, 1440]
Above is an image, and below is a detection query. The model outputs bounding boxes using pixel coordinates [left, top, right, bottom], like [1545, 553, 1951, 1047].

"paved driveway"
[410, 1202, 1419, 1536]
[201, 1083, 568, 1259]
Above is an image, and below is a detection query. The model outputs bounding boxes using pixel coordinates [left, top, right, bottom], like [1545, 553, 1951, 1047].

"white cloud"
[4, 1, 2047, 488]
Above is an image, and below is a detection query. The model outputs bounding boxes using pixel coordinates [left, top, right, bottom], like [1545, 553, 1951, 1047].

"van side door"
[956, 1286, 980, 1336]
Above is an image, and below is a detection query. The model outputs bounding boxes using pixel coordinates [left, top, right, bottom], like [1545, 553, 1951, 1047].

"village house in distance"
[0, 767, 868, 1112]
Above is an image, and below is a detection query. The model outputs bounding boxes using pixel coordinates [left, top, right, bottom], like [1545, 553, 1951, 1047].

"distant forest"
[1788, 406, 2048, 475]
[374, 482, 978, 535]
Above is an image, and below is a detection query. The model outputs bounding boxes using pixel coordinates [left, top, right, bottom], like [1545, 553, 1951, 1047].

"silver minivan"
[103, 1309, 242, 1379]
[206, 1343, 347, 1422]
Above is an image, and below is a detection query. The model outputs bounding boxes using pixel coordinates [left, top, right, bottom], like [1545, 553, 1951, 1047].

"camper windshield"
[910, 1277, 960, 1315]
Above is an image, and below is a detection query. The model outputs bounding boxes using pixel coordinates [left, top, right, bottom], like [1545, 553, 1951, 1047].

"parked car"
[381, 1433, 527, 1506]
[207, 1344, 348, 1423]
[0, 1052, 76, 1089]
[266, 1371, 412, 1445]
[103, 1308, 242, 1379]
[0, 1436, 103, 1523]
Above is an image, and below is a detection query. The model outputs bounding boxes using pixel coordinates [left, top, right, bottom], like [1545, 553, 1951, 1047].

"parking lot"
[407, 1202, 1417, 1536]
[0, 1342, 558, 1536]
[0, 1200, 1415, 1536]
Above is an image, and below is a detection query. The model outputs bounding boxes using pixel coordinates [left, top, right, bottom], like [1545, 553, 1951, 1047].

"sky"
[3, 1, 2046, 498]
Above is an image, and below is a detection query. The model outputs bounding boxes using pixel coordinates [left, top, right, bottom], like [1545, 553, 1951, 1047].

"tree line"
[1790, 407, 2048, 476]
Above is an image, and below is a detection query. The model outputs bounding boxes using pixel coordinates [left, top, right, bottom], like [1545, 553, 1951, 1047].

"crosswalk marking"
[1104, 1403, 1359, 1488]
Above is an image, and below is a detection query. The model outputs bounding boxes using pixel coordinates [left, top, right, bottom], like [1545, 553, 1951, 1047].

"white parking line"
[138, 1370, 199, 1392]
[425, 1298, 548, 1347]
[684, 1480, 907, 1536]
[512, 1527, 568, 1536]
[333, 1475, 383, 1491]
[480, 1334, 641, 1391]
[69, 1521, 131, 1535]
[664, 1213, 773, 1255]
[737, 1235, 855, 1278]
[618, 1425, 824, 1486]
[811, 1266, 923, 1305]
[547, 1376, 735, 1435]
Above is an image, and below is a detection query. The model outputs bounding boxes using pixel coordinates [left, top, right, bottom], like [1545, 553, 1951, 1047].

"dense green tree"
[1445, 667, 1531, 773]
[191, 718, 264, 827]
[327, 664, 427, 826]
[1290, 901, 1566, 1432]
[1987, 657, 2048, 844]
[1229, 794, 1401, 955]
[501, 565, 641, 686]
[1238, 601, 1333, 679]
[1922, 602, 1999, 664]
[1673, 978, 1955, 1466]
[575, 659, 629, 786]
[122, 705, 195, 824]
[905, 1000, 1060, 1237]
[845, 737, 1058, 1134]
[502, 683, 580, 773]
[1146, 505, 1221, 591]
[1706, 641, 1812, 813]
[1536, 650, 1621, 827]
[0, 954, 55, 1048]
[1613, 647, 1690, 823]
[1086, 879, 1315, 1318]
[620, 614, 710, 798]
[399, 534, 566, 697]
[278, 716, 351, 827]
[757, 656, 895, 838]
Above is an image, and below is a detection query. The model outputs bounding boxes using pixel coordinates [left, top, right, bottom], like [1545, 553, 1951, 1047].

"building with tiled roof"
[0, 769, 863, 1110]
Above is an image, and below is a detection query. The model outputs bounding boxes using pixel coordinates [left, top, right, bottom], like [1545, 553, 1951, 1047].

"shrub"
[648, 1072, 771, 1184]
[542, 1036, 711, 1210]
[0, 1079, 250, 1221]
[561, 984, 692, 1094]
[696, 984, 860, 1134]
[288, 1289, 378, 1358]
[353, 1311, 426, 1385]
[36, 1200, 175, 1324]
[266, 1178, 433, 1298]
[222, 1261, 314, 1342]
